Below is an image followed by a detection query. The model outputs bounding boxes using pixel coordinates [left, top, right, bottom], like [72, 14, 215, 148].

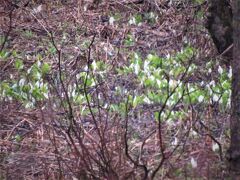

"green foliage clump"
[0, 59, 50, 108]
[116, 46, 231, 121]
[0, 46, 231, 121]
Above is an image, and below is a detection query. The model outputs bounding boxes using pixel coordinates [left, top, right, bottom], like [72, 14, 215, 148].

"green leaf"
[32, 87, 44, 101]
[22, 84, 31, 93]
[15, 59, 24, 70]
[30, 64, 41, 80]
[147, 54, 162, 68]
[49, 45, 57, 54]
[41, 63, 51, 75]
[133, 95, 143, 108]
[0, 50, 9, 59]
[134, 14, 143, 24]
[154, 112, 160, 121]
[15, 134, 22, 142]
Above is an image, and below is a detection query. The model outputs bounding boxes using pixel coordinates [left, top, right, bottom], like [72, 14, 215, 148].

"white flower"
[109, 16, 115, 25]
[212, 143, 219, 152]
[166, 53, 171, 59]
[166, 99, 174, 107]
[19, 78, 25, 86]
[147, 54, 153, 60]
[26, 55, 31, 60]
[227, 98, 231, 108]
[134, 53, 139, 59]
[198, 95, 204, 102]
[206, 84, 213, 95]
[35, 81, 40, 87]
[149, 75, 155, 81]
[149, 12, 155, 18]
[190, 157, 198, 168]
[129, 17, 136, 25]
[166, 119, 174, 126]
[169, 79, 176, 87]
[33, 5, 42, 13]
[37, 61, 41, 67]
[219, 98, 223, 104]
[208, 68, 212, 73]
[189, 87, 195, 92]
[84, 5, 88, 11]
[218, 66, 223, 74]
[188, 66, 192, 72]
[171, 137, 178, 146]
[144, 60, 150, 72]
[92, 61, 97, 71]
[43, 92, 48, 99]
[143, 96, 151, 104]
[27, 68, 31, 74]
[228, 67, 232, 78]
[35, 72, 41, 80]
[84, 65, 88, 71]
[209, 80, 215, 86]
[213, 94, 219, 102]
[156, 79, 161, 87]
[191, 129, 198, 136]
[134, 63, 140, 75]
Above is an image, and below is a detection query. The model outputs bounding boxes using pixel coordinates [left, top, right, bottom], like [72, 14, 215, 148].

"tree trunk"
[227, 0, 240, 177]
[206, 0, 232, 63]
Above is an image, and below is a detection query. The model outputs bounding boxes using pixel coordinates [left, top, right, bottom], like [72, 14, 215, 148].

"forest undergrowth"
[0, 0, 231, 179]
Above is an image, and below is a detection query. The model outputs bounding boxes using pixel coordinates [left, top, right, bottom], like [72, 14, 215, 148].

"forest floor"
[0, 0, 230, 179]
